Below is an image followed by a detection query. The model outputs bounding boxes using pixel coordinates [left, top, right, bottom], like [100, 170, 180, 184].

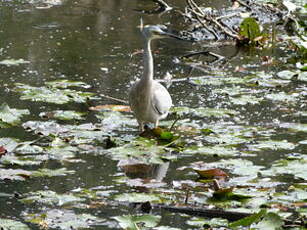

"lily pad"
[0, 58, 29, 66]
[45, 80, 91, 89]
[31, 168, 75, 177]
[248, 140, 296, 151]
[0, 168, 31, 181]
[24, 209, 104, 230]
[20, 190, 85, 206]
[113, 214, 160, 230]
[171, 107, 239, 118]
[0, 218, 30, 230]
[109, 138, 173, 164]
[114, 192, 161, 203]
[0, 103, 29, 127]
[261, 157, 307, 180]
[40, 110, 87, 120]
[14, 83, 98, 104]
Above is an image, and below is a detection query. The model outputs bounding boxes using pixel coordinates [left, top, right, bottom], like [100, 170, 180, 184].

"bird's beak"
[160, 29, 186, 41]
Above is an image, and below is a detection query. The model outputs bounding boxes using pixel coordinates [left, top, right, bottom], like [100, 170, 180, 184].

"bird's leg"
[138, 121, 145, 132]
[154, 120, 159, 129]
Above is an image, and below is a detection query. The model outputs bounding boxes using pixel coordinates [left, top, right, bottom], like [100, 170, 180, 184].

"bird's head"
[141, 25, 178, 40]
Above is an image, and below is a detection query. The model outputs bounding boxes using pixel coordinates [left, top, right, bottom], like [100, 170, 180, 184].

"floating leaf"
[109, 138, 173, 164]
[187, 217, 228, 228]
[40, 110, 87, 120]
[261, 157, 307, 180]
[254, 212, 283, 229]
[45, 80, 91, 89]
[90, 104, 131, 112]
[212, 187, 252, 201]
[14, 83, 98, 104]
[0, 168, 31, 181]
[113, 215, 160, 230]
[229, 209, 267, 228]
[171, 107, 239, 118]
[277, 70, 297, 80]
[0, 103, 29, 126]
[0, 58, 29, 66]
[0, 218, 30, 230]
[194, 168, 228, 179]
[31, 168, 75, 177]
[20, 190, 85, 206]
[248, 140, 296, 151]
[24, 209, 104, 230]
[114, 193, 161, 203]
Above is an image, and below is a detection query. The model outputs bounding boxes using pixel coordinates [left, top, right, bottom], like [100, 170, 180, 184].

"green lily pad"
[96, 111, 135, 130]
[230, 95, 262, 105]
[277, 70, 297, 80]
[0, 103, 29, 127]
[40, 110, 87, 120]
[229, 209, 267, 228]
[20, 190, 85, 206]
[261, 157, 307, 180]
[265, 92, 300, 102]
[45, 80, 91, 89]
[113, 214, 160, 230]
[280, 123, 307, 132]
[31, 168, 75, 177]
[253, 212, 283, 230]
[0, 218, 30, 230]
[187, 217, 228, 228]
[171, 107, 239, 118]
[0, 58, 29, 66]
[114, 192, 161, 203]
[0, 154, 46, 166]
[0, 138, 19, 152]
[0, 168, 31, 181]
[248, 140, 296, 151]
[109, 138, 173, 164]
[24, 209, 104, 230]
[183, 145, 240, 157]
[14, 83, 98, 104]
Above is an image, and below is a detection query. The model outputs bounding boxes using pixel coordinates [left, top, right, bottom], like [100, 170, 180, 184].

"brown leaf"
[89, 104, 131, 112]
[194, 168, 228, 179]
[0, 146, 7, 157]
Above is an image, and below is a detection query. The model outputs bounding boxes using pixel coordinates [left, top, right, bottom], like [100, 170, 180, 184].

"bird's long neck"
[141, 38, 154, 85]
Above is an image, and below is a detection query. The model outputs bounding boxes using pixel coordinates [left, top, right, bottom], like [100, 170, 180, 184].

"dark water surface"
[0, 0, 306, 229]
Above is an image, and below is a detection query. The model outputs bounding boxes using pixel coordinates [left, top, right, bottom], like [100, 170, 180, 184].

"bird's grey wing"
[151, 82, 172, 115]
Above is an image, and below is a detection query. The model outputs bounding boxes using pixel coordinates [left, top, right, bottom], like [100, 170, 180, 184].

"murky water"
[0, 0, 306, 229]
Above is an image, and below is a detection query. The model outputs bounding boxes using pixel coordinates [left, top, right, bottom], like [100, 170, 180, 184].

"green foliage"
[239, 17, 263, 45]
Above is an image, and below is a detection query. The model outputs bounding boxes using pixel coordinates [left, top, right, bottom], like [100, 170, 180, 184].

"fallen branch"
[155, 204, 251, 221]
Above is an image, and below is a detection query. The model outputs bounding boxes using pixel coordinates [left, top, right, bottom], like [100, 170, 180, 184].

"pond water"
[0, 0, 306, 229]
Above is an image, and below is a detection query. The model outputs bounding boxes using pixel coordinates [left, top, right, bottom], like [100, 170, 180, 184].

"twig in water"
[100, 93, 128, 104]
